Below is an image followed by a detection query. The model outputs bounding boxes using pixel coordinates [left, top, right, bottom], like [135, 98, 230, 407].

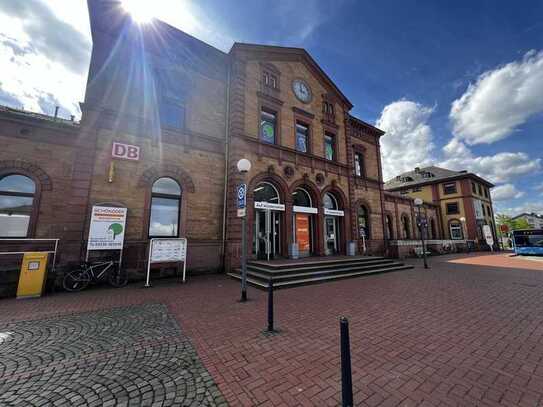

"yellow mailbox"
[16, 252, 49, 299]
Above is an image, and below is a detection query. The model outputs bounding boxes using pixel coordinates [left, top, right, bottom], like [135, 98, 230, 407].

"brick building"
[0, 0, 440, 294]
[385, 166, 497, 248]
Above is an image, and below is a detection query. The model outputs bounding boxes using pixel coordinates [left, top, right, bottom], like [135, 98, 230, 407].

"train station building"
[0, 0, 493, 294]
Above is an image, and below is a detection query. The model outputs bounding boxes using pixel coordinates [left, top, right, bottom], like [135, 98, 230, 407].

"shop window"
[323, 192, 338, 210]
[260, 109, 277, 144]
[443, 182, 457, 195]
[254, 182, 280, 203]
[292, 188, 311, 207]
[159, 100, 185, 129]
[449, 222, 463, 240]
[357, 206, 370, 239]
[354, 152, 364, 177]
[401, 215, 411, 239]
[295, 122, 309, 153]
[149, 177, 181, 237]
[446, 202, 459, 214]
[324, 132, 335, 161]
[0, 174, 36, 237]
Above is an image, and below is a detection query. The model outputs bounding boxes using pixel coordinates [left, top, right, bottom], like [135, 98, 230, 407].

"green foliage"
[495, 214, 532, 236]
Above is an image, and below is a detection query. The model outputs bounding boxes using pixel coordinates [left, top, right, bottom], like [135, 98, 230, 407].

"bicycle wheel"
[108, 265, 128, 288]
[63, 267, 91, 292]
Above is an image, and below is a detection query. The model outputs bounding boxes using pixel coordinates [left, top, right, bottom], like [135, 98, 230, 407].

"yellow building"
[385, 167, 496, 246]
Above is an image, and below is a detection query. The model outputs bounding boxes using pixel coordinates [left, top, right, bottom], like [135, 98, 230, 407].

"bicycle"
[63, 259, 127, 292]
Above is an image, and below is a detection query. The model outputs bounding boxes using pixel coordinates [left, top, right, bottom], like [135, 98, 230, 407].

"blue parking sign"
[237, 184, 247, 209]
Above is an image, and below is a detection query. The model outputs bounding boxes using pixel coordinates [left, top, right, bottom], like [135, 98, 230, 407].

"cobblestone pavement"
[1, 253, 543, 406]
[0, 304, 227, 407]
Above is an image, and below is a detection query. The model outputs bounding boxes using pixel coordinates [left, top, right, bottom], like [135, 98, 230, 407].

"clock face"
[292, 79, 312, 103]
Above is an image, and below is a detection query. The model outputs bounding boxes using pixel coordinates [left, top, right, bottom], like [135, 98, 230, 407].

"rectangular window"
[450, 223, 463, 240]
[0, 196, 32, 237]
[443, 182, 457, 195]
[159, 101, 184, 129]
[446, 202, 459, 214]
[263, 72, 278, 89]
[478, 184, 483, 195]
[412, 186, 422, 192]
[149, 197, 180, 237]
[472, 182, 477, 194]
[295, 123, 309, 153]
[324, 133, 335, 161]
[260, 109, 277, 144]
[354, 152, 363, 177]
[484, 188, 489, 198]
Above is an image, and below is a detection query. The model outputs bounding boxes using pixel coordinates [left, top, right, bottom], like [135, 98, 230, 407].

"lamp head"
[236, 158, 252, 173]
[414, 198, 423, 206]
[460, 217, 466, 223]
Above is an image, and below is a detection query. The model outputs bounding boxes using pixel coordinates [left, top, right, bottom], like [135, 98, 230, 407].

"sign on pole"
[146, 238, 188, 287]
[237, 184, 247, 218]
[483, 224, 494, 251]
[87, 206, 127, 251]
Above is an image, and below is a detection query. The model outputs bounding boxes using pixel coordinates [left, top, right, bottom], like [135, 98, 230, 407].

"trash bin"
[16, 252, 49, 299]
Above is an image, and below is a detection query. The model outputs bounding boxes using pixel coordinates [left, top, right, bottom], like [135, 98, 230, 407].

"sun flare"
[121, 0, 156, 23]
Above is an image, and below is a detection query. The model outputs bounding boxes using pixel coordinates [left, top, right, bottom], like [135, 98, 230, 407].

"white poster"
[473, 199, 484, 220]
[254, 201, 285, 211]
[483, 224, 494, 246]
[150, 238, 187, 263]
[87, 206, 127, 251]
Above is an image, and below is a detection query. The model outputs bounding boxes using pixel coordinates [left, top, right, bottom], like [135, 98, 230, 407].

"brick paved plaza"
[1, 253, 543, 406]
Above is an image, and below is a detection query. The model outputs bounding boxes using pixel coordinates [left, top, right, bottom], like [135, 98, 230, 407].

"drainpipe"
[221, 61, 231, 271]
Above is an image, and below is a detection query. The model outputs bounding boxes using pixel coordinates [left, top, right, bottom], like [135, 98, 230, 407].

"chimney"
[54, 106, 59, 120]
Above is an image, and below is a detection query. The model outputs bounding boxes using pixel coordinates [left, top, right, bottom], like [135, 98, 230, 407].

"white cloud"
[442, 139, 541, 183]
[376, 100, 435, 181]
[495, 201, 543, 216]
[535, 182, 543, 194]
[491, 184, 525, 201]
[450, 50, 543, 145]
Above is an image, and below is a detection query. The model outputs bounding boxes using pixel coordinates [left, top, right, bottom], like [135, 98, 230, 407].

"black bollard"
[267, 279, 274, 332]
[340, 317, 353, 407]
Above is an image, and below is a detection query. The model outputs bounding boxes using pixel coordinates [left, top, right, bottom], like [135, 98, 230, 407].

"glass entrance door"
[325, 216, 338, 255]
[254, 209, 281, 260]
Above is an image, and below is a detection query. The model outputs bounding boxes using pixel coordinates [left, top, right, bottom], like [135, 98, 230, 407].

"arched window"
[254, 182, 280, 203]
[0, 174, 36, 237]
[385, 214, 394, 240]
[323, 192, 338, 210]
[401, 215, 411, 239]
[449, 220, 463, 240]
[149, 177, 182, 237]
[357, 205, 370, 239]
[292, 188, 312, 207]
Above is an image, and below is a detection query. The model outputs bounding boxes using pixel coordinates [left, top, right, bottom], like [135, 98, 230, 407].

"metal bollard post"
[267, 279, 274, 332]
[340, 317, 353, 407]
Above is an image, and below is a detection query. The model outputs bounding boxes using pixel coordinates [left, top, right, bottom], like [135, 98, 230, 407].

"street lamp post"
[460, 217, 470, 253]
[414, 198, 429, 269]
[237, 158, 252, 302]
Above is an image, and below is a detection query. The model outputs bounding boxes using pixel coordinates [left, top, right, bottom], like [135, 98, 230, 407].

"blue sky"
[0, 0, 542, 216]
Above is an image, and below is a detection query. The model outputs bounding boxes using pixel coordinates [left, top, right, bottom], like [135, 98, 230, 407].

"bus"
[512, 229, 543, 256]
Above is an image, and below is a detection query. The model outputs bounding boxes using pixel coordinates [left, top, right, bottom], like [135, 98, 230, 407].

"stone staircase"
[227, 256, 413, 289]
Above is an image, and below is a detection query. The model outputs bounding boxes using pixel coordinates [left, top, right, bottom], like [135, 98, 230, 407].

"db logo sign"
[112, 142, 140, 161]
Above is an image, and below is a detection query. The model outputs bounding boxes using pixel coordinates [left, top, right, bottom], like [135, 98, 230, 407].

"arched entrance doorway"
[323, 192, 344, 255]
[292, 187, 317, 257]
[253, 182, 285, 260]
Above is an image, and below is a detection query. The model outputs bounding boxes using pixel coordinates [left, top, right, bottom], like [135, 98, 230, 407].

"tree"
[495, 214, 532, 237]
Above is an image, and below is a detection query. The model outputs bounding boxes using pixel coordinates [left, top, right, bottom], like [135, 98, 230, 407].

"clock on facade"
[292, 79, 312, 103]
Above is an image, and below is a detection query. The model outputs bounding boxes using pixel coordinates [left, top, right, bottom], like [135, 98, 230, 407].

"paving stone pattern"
[0, 304, 227, 407]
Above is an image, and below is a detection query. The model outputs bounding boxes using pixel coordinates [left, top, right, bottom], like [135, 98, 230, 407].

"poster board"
[145, 238, 188, 287]
[295, 214, 310, 252]
[87, 206, 127, 251]
[483, 225, 494, 250]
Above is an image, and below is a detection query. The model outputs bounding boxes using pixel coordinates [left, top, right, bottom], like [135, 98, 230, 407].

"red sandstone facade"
[0, 0, 441, 295]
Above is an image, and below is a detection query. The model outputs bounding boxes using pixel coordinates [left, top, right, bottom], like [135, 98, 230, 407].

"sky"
[0, 0, 542, 217]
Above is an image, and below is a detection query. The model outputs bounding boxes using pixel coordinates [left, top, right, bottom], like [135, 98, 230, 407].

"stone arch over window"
[247, 172, 289, 204]
[353, 199, 372, 240]
[139, 165, 195, 193]
[0, 161, 52, 238]
[401, 213, 411, 239]
[320, 185, 348, 211]
[288, 178, 321, 208]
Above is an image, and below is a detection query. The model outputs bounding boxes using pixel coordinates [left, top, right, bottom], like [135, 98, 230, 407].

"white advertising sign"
[150, 238, 187, 263]
[324, 208, 344, 217]
[112, 142, 140, 161]
[254, 201, 285, 211]
[87, 206, 127, 251]
[293, 205, 318, 214]
[473, 199, 484, 220]
[483, 225, 494, 246]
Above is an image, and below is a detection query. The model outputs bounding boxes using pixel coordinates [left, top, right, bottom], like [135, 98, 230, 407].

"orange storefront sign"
[295, 214, 310, 252]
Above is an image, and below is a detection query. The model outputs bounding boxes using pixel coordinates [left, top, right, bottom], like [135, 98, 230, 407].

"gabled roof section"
[384, 166, 494, 190]
[230, 43, 353, 110]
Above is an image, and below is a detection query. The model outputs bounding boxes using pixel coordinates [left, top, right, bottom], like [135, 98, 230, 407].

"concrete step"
[246, 258, 395, 276]
[227, 264, 413, 289]
[247, 255, 386, 270]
